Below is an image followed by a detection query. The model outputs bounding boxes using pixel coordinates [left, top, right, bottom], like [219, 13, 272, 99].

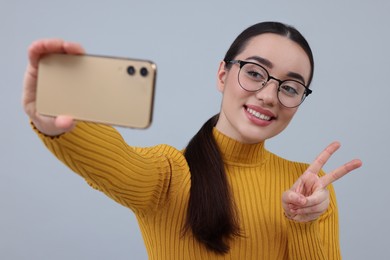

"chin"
[243, 127, 285, 144]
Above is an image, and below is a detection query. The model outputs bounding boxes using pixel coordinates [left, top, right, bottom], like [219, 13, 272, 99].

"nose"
[255, 80, 279, 106]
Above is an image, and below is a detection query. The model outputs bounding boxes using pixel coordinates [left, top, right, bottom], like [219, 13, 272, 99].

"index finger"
[306, 141, 341, 175]
[320, 159, 362, 187]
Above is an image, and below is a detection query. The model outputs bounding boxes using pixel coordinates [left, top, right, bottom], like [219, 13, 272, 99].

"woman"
[23, 22, 362, 259]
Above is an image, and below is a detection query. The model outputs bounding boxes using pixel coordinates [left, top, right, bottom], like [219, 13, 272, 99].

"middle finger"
[306, 141, 341, 175]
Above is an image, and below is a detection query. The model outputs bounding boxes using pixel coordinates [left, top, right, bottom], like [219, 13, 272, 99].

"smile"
[246, 107, 271, 121]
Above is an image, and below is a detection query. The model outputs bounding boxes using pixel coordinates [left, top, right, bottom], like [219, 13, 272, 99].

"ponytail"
[183, 114, 240, 254]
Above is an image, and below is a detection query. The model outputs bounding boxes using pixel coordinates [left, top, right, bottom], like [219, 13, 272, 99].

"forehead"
[239, 33, 311, 82]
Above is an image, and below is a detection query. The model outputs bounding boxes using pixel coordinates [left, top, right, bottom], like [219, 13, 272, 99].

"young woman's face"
[216, 33, 311, 143]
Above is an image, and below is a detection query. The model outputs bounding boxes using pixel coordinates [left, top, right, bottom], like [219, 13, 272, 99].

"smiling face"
[215, 33, 312, 144]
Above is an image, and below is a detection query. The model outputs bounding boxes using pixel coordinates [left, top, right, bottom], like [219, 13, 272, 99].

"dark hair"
[224, 21, 314, 87]
[184, 21, 314, 254]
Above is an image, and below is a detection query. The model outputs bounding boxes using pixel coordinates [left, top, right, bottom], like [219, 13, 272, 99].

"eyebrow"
[286, 72, 306, 85]
[246, 55, 273, 68]
[245, 55, 307, 85]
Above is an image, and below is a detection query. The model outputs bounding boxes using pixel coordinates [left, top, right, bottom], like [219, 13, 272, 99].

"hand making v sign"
[282, 141, 363, 222]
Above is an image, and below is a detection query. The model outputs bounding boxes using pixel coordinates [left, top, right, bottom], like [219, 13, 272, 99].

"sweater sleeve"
[286, 177, 341, 260]
[32, 121, 187, 215]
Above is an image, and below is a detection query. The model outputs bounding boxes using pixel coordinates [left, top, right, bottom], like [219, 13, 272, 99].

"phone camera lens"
[127, 66, 136, 75]
[140, 67, 149, 77]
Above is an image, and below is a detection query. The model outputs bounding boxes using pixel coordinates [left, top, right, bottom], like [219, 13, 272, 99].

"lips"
[244, 105, 276, 121]
[246, 107, 271, 120]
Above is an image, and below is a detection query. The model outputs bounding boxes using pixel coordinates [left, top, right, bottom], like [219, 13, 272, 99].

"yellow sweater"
[35, 122, 340, 260]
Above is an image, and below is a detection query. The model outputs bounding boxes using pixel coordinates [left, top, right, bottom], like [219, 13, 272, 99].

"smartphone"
[36, 53, 157, 128]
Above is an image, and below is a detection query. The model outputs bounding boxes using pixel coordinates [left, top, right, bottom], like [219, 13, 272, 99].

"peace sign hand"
[282, 142, 362, 223]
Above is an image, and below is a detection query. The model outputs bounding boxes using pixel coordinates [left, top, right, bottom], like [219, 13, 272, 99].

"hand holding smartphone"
[36, 53, 157, 129]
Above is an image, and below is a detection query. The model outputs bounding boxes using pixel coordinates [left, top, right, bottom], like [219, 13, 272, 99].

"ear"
[216, 61, 227, 92]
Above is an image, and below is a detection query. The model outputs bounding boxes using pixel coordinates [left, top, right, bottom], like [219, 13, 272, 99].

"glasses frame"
[227, 60, 312, 108]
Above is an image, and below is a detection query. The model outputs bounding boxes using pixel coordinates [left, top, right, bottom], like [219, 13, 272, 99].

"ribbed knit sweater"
[35, 122, 340, 260]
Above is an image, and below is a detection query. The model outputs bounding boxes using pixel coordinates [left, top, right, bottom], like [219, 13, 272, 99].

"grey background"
[1, 0, 389, 259]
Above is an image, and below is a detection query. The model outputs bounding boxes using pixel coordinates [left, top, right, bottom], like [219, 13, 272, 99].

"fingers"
[287, 201, 328, 222]
[23, 39, 82, 136]
[320, 158, 363, 187]
[63, 41, 85, 55]
[306, 141, 341, 175]
[293, 170, 319, 195]
[283, 190, 307, 207]
[28, 39, 63, 67]
[291, 189, 329, 214]
[283, 142, 363, 223]
[283, 189, 330, 222]
[282, 190, 307, 220]
[28, 39, 85, 68]
[305, 142, 363, 188]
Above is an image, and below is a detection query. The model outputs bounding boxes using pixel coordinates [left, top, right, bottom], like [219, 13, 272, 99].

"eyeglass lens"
[238, 62, 307, 107]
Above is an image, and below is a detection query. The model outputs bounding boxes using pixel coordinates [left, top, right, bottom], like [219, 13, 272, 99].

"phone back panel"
[36, 54, 156, 128]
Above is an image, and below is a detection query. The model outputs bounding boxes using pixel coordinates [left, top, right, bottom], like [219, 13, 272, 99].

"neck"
[213, 128, 268, 165]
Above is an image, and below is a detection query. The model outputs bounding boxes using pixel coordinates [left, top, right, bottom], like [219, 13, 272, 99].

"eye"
[247, 70, 265, 80]
[279, 82, 301, 97]
[242, 64, 267, 82]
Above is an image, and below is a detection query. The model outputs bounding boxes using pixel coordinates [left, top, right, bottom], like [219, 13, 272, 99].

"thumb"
[55, 115, 76, 132]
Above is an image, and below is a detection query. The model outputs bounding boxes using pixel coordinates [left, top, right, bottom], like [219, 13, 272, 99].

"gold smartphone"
[36, 53, 157, 128]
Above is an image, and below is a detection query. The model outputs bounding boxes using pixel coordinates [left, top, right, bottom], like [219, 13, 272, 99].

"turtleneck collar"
[212, 128, 268, 166]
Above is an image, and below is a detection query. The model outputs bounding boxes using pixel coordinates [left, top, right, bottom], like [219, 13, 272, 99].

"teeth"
[247, 108, 271, 121]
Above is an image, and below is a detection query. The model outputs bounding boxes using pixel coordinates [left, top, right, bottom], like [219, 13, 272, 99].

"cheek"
[226, 73, 252, 98]
[279, 108, 298, 124]
[222, 76, 246, 102]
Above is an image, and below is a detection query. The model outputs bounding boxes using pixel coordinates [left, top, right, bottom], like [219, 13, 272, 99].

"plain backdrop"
[1, 0, 389, 259]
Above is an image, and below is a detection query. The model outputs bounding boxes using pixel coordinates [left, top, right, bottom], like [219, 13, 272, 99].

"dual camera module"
[127, 66, 149, 77]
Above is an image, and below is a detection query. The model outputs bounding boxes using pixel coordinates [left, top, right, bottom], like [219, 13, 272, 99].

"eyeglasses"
[227, 60, 312, 108]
